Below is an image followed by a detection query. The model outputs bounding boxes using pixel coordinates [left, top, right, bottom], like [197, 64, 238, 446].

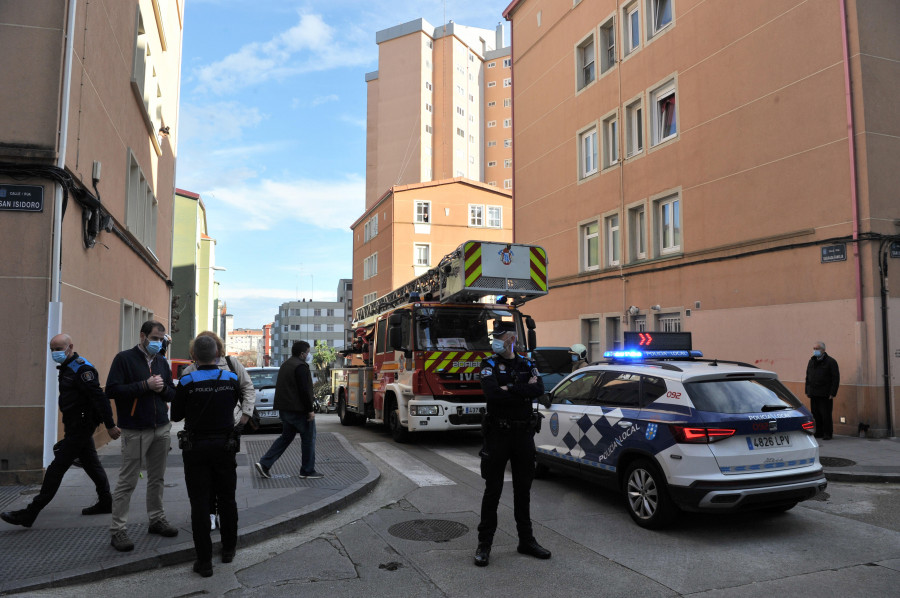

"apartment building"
[337, 278, 354, 348]
[0, 0, 185, 483]
[226, 328, 264, 367]
[503, 0, 900, 436]
[271, 300, 346, 366]
[355, 18, 515, 305]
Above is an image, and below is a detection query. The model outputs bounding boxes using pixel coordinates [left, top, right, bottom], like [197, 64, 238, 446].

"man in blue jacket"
[105, 320, 178, 552]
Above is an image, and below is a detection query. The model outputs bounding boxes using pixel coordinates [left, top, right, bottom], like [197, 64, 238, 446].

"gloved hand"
[537, 393, 552, 409]
[224, 423, 244, 454]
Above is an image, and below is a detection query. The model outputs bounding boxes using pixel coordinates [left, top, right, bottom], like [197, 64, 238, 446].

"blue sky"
[177, 0, 510, 329]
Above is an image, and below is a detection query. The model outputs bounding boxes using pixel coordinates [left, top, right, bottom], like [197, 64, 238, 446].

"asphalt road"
[19, 414, 900, 598]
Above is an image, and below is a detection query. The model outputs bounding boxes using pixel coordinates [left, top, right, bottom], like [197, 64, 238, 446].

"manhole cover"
[388, 519, 469, 542]
[820, 457, 856, 467]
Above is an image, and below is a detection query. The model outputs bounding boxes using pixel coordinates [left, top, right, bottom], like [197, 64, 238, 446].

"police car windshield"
[683, 378, 803, 414]
[414, 306, 518, 351]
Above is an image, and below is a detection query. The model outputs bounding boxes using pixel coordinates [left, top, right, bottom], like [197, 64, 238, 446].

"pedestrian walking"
[474, 320, 551, 567]
[105, 320, 178, 552]
[180, 331, 254, 531]
[254, 341, 322, 479]
[805, 340, 840, 440]
[1, 334, 121, 528]
[172, 334, 243, 577]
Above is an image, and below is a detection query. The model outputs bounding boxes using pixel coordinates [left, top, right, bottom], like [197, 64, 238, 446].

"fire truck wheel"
[386, 396, 409, 443]
[338, 393, 353, 427]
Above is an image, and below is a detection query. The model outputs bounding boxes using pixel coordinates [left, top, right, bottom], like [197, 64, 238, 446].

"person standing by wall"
[254, 341, 322, 480]
[805, 340, 840, 440]
[105, 320, 178, 552]
[1, 334, 121, 528]
[172, 334, 243, 577]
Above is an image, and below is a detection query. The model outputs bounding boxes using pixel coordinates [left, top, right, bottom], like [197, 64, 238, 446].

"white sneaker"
[209, 514, 217, 530]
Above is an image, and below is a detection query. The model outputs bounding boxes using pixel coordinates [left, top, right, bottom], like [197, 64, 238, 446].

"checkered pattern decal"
[539, 407, 638, 473]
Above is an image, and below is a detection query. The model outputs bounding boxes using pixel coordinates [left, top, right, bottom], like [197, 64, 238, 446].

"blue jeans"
[259, 410, 316, 475]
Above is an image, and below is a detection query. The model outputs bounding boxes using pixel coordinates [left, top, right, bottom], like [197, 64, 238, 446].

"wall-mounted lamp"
[627, 305, 640, 316]
[650, 305, 661, 311]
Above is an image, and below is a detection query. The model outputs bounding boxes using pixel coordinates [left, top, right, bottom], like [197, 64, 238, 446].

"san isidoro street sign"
[0, 184, 44, 212]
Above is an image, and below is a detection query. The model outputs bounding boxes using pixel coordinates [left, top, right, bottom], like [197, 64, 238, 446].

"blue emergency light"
[603, 349, 704, 360]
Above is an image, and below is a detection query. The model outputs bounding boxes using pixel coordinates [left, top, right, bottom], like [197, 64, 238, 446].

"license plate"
[263, 410, 279, 419]
[747, 434, 791, 450]
[463, 406, 483, 414]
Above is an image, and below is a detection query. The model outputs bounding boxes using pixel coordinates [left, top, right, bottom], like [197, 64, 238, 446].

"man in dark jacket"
[105, 320, 178, 552]
[172, 334, 242, 577]
[474, 320, 550, 567]
[1, 333, 121, 528]
[805, 340, 840, 440]
[254, 341, 322, 479]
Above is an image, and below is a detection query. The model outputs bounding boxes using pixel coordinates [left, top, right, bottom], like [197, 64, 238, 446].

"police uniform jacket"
[480, 352, 545, 422]
[171, 365, 240, 436]
[273, 356, 314, 413]
[106, 346, 175, 429]
[58, 353, 115, 431]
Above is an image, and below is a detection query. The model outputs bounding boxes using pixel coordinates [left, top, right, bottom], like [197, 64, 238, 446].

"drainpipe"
[838, 0, 863, 323]
[44, 0, 78, 467]
[505, 17, 515, 243]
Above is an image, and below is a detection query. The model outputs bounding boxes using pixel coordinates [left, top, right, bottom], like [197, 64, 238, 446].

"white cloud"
[179, 101, 265, 142]
[203, 175, 364, 231]
[311, 94, 340, 106]
[195, 13, 373, 94]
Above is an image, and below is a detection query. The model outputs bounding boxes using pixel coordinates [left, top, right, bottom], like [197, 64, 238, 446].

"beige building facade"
[0, 0, 184, 483]
[503, 0, 900, 436]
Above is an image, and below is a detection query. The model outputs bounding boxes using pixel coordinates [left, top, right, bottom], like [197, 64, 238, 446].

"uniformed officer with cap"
[172, 334, 243, 577]
[1, 333, 121, 528]
[474, 320, 551, 567]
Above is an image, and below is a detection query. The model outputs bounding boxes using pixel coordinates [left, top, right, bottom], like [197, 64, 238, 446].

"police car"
[533, 332, 827, 529]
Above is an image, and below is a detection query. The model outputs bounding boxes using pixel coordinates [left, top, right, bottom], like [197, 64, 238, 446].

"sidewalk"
[0, 428, 379, 595]
[0, 432, 897, 595]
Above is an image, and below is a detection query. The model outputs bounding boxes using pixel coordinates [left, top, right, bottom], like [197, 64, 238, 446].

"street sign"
[890, 242, 900, 259]
[0, 184, 44, 212]
[821, 244, 846, 263]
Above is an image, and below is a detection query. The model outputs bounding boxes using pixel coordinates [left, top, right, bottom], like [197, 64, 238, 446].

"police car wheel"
[623, 459, 676, 529]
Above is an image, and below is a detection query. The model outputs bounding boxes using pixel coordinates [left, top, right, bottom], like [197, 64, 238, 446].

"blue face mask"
[571, 354, 579, 362]
[51, 351, 68, 364]
[813, 350, 822, 358]
[491, 339, 507, 353]
[147, 340, 163, 355]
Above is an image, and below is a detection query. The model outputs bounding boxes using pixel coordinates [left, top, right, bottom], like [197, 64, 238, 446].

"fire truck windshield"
[414, 306, 519, 351]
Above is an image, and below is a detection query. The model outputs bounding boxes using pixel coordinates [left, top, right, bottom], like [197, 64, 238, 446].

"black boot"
[82, 496, 112, 515]
[517, 538, 551, 559]
[474, 543, 491, 567]
[1, 508, 37, 528]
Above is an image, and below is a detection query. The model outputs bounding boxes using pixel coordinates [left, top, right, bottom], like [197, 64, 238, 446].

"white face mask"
[491, 339, 506, 353]
[305, 352, 313, 364]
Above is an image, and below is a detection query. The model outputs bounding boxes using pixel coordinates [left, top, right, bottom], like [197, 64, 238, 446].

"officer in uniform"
[171, 335, 243, 577]
[1, 333, 121, 528]
[474, 320, 551, 567]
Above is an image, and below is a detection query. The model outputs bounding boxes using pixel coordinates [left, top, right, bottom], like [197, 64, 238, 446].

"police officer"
[1, 334, 121, 528]
[171, 335, 243, 578]
[475, 320, 551, 567]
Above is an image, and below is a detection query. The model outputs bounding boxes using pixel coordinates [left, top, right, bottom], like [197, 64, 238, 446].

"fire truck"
[332, 240, 548, 442]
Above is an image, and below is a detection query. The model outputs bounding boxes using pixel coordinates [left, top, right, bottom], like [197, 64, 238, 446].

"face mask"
[491, 339, 507, 353]
[147, 340, 163, 355]
[305, 353, 313, 364]
[571, 354, 579, 362]
[51, 351, 68, 364]
[813, 350, 822, 358]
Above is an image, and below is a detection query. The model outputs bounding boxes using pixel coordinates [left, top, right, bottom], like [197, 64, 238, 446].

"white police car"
[533, 332, 826, 529]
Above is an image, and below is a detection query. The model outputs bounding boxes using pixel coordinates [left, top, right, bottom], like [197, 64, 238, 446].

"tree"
[312, 341, 338, 377]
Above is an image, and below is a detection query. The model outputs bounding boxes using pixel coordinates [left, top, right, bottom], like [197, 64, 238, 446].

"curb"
[823, 470, 900, 484]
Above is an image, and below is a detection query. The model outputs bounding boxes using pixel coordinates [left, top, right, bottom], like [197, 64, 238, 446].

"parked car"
[530, 346, 576, 392]
[247, 367, 280, 429]
[533, 333, 826, 529]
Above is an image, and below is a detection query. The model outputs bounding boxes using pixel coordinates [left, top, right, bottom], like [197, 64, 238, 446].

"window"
[487, 205, 502, 228]
[503, 78, 512, 87]
[426, 103, 432, 112]
[363, 292, 377, 304]
[503, 58, 512, 67]
[488, 101, 496, 107]
[489, 181, 497, 186]
[469, 204, 484, 226]
[457, 127, 465, 138]
[650, 81, 677, 145]
[655, 195, 680, 254]
[579, 127, 599, 178]
[576, 35, 595, 90]
[582, 222, 599, 270]
[313, 308, 322, 316]
[603, 114, 618, 168]
[488, 140, 497, 147]
[457, 85, 465, 95]
[425, 124, 432, 134]
[488, 160, 497, 167]
[625, 2, 641, 55]
[426, 60, 431, 69]
[599, 18, 616, 73]
[469, 155, 475, 164]
[126, 149, 158, 252]
[504, 159, 512, 168]
[131, 7, 163, 150]
[327, 308, 335, 316]
[628, 204, 647, 260]
[364, 214, 378, 242]
[414, 243, 430, 266]
[415, 200, 430, 223]
[503, 179, 512, 189]
[425, 81, 432, 91]
[469, 93, 475, 102]
[625, 99, 643, 157]
[120, 299, 153, 350]
[426, 39, 433, 49]
[503, 118, 511, 128]
[327, 324, 334, 332]
[658, 313, 681, 332]
[313, 324, 321, 332]
[504, 138, 512, 148]
[487, 62, 496, 68]
[647, 0, 672, 37]
[488, 120, 496, 128]
[363, 253, 378, 279]
[606, 213, 620, 266]
[457, 106, 465, 116]
[551, 371, 603, 406]
[632, 315, 647, 331]
[594, 371, 641, 407]
[469, 134, 475, 143]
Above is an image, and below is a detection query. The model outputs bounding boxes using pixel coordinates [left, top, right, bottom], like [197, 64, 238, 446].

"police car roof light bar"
[602, 349, 704, 360]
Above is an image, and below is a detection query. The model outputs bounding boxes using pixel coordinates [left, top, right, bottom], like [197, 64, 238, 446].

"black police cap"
[492, 320, 517, 334]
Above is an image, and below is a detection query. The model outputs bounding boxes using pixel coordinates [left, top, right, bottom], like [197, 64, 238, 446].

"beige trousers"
[110, 422, 172, 533]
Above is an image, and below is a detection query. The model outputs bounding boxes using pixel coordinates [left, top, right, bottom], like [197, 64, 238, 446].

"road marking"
[361, 443, 456, 486]
[428, 446, 512, 482]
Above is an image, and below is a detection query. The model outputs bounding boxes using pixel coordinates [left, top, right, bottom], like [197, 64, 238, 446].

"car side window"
[552, 371, 602, 405]
[641, 375, 667, 406]
[592, 371, 641, 407]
